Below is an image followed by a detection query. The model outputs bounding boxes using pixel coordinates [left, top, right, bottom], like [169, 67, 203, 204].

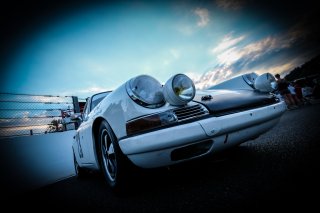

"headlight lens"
[164, 74, 196, 106]
[254, 73, 276, 92]
[126, 75, 165, 108]
[242, 72, 258, 88]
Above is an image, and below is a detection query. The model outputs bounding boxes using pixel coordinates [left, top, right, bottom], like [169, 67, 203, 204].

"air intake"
[173, 104, 209, 122]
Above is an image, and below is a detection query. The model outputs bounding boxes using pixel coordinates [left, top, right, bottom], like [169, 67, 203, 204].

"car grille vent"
[173, 104, 209, 122]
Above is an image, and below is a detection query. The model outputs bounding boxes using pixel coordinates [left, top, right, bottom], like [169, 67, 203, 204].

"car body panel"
[198, 101, 285, 137]
[207, 72, 258, 90]
[126, 117, 279, 168]
[194, 89, 277, 115]
[119, 101, 285, 168]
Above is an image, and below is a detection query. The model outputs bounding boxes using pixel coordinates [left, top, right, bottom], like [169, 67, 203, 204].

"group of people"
[273, 74, 318, 110]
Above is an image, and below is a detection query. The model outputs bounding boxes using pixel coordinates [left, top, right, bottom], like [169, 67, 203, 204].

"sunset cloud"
[212, 34, 246, 53]
[249, 61, 299, 76]
[197, 30, 306, 89]
[213, 33, 294, 69]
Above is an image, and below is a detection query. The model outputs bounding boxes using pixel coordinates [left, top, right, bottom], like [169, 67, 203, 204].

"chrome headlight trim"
[126, 75, 165, 108]
[254, 73, 277, 93]
[163, 74, 196, 106]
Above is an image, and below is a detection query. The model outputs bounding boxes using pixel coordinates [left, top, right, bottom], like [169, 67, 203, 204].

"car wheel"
[73, 150, 87, 178]
[98, 120, 128, 191]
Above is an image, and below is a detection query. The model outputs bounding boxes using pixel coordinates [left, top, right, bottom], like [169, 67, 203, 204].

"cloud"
[212, 34, 246, 53]
[248, 61, 300, 76]
[194, 8, 210, 27]
[184, 71, 203, 82]
[216, 46, 243, 66]
[215, 0, 246, 11]
[197, 28, 309, 89]
[213, 33, 294, 69]
[194, 64, 234, 89]
[177, 8, 209, 35]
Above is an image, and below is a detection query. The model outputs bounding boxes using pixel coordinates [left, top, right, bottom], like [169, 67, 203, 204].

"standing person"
[274, 74, 298, 109]
[294, 80, 311, 105]
[293, 81, 303, 101]
[288, 82, 302, 106]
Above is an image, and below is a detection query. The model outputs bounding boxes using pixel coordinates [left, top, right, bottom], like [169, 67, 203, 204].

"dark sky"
[1, 0, 319, 58]
[0, 0, 102, 64]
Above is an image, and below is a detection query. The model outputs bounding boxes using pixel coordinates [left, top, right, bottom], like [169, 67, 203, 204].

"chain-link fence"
[0, 93, 81, 138]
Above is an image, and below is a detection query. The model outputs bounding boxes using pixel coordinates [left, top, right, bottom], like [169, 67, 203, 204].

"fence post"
[72, 96, 80, 113]
[72, 96, 81, 130]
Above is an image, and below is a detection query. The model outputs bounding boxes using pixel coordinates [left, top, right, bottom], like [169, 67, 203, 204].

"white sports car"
[72, 73, 286, 190]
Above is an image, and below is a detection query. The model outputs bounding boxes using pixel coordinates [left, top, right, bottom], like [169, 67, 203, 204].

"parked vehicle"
[72, 73, 286, 191]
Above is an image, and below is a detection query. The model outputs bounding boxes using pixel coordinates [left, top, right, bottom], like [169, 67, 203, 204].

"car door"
[76, 92, 111, 164]
[76, 97, 94, 164]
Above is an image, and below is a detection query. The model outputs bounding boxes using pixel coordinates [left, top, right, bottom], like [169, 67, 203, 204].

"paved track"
[4, 102, 320, 212]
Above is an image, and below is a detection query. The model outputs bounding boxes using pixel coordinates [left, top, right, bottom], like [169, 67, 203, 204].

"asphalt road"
[4, 102, 320, 212]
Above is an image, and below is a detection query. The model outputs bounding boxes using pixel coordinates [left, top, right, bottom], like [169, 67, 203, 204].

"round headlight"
[126, 75, 165, 108]
[163, 74, 196, 106]
[254, 73, 276, 92]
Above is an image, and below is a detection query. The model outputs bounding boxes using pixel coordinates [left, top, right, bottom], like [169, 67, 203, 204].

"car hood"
[193, 89, 278, 116]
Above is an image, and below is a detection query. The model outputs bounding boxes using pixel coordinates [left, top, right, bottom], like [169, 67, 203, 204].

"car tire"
[73, 150, 87, 178]
[97, 120, 128, 192]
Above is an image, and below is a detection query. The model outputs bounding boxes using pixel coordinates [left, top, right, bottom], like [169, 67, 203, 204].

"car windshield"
[91, 91, 111, 111]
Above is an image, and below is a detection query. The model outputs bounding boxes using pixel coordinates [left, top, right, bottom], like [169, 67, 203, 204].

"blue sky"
[1, 0, 319, 98]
